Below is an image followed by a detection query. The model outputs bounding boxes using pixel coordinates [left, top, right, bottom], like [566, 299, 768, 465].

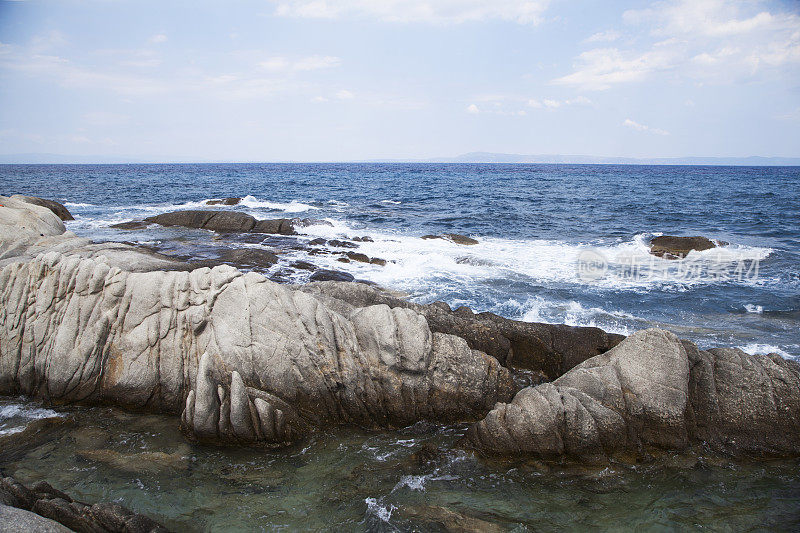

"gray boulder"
[11, 195, 74, 221]
[143, 210, 296, 235]
[462, 329, 800, 462]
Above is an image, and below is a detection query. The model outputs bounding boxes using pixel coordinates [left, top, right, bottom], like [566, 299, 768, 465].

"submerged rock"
[218, 248, 279, 269]
[110, 220, 150, 230]
[11, 195, 74, 221]
[399, 505, 505, 533]
[649, 235, 722, 259]
[462, 329, 800, 462]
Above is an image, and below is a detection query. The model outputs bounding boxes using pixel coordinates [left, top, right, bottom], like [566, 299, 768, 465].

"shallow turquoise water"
[1, 397, 798, 532]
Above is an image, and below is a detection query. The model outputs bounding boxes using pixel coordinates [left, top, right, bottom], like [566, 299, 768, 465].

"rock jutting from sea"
[1, 196, 799, 464]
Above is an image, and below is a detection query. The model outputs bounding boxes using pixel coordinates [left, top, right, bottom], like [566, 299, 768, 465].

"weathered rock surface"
[143, 210, 297, 235]
[300, 282, 625, 379]
[0, 477, 167, 533]
[649, 235, 722, 258]
[0, 504, 72, 533]
[0, 199, 513, 446]
[462, 329, 800, 462]
[10, 196, 74, 221]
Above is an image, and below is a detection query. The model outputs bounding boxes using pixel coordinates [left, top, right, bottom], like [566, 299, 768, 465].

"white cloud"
[336, 89, 355, 99]
[557, 0, 800, 90]
[584, 30, 620, 43]
[466, 103, 480, 114]
[271, 0, 551, 25]
[259, 55, 341, 71]
[148, 33, 168, 44]
[623, 118, 670, 135]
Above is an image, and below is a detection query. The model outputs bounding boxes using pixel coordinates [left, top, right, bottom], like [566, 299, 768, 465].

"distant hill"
[425, 152, 800, 166]
[1, 152, 798, 166]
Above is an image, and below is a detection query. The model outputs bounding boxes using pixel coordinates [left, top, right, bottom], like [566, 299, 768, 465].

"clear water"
[1, 397, 799, 532]
[1, 164, 799, 530]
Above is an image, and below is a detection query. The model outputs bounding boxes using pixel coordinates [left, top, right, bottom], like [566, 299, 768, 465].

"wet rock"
[110, 221, 150, 230]
[462, 329, 800, 462]
[206, 197, 242, 205]
[290, 260, 317, 271]
[370, 258, 387, 266]
[649, 235, 722, 259]
[308, 238, 327, 246]
[336, 257, 350, 263]
[144, 210, 296, 235]
[0, 477, 168, 533]
[309, 269, 355, 282]
[422, 233, 479, 245]
[399, 505, 504, 533]
[346, 252, 370, 263]
[444, 233, 479, 245]
[352, 236, 373, 242]
[218, 248, 279, 269]
[327, 239, 358, 248]
[11, 196, 73, 221]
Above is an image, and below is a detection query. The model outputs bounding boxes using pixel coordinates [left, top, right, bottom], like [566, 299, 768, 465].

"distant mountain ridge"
[1, 152, 799, 166]
[423, 152, 800, 166]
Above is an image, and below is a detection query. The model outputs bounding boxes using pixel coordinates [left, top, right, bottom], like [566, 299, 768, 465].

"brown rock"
[206, 197, 242, 205]
[650, 235, 722, 259]
[14, 196, 74, 221]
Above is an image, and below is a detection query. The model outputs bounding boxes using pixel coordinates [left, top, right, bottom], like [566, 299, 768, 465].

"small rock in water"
[327, 239, 358, 248]
[346, 252, 370, 263]
[421, 233, 479, 245]
[290, 260, 317, 271]
[649, 235, 723, 259]
[337, 257, 350, 263]
[219, 248, 279, 268]
[206, 197, 242, 205]
[308, 238, 327, 246]
[370, 258, 387, 266]
[309, 269, 355, 282]
[109, 220, 149, 230]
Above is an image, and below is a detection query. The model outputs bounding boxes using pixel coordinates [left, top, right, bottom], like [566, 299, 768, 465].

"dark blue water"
[2, 163, 798, 357]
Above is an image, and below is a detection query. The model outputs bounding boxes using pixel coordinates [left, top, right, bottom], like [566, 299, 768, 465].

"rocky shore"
[1, 195, 799, 465]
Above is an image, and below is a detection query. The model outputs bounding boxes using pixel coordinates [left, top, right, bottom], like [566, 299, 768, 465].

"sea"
[1, 163, 799, 530]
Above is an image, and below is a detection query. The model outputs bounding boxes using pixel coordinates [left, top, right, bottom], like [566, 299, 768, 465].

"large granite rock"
[300, 282, 625, 379]
[0, 477, 167, 533]
[0, 198, 513, 446]
[462, 329, 800, 462]
[143, 210, 296, 234]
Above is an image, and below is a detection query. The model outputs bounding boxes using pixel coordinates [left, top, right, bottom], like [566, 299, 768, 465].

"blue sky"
[0, 0, 798, 161]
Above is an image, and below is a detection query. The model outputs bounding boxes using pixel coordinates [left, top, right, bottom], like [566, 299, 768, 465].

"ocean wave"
[63, 202, 95, 208]
[239, 195, 318, 212]
[291, 224, 775, 294]
[0, 402, 63, 436]
[739, 343, 794, 359]
[520, 297, 641, 335]
[744, 304, 764, 314]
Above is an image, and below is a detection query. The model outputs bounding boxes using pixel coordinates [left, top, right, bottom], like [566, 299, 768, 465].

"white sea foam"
[63, 202, 95, 208]
[520, 297, 641, 335]
[380, 200, 401, 205]
[0, 403, 62, 436]
[238, 195, 318, 212]
[739, 343, 794, 359]
[364, 497, 395, 523]
[293, 224, 774, 294]
[744, 304, 764, 314]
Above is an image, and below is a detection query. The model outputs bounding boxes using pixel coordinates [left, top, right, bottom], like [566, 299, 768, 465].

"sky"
[0, 0, 799, 162]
